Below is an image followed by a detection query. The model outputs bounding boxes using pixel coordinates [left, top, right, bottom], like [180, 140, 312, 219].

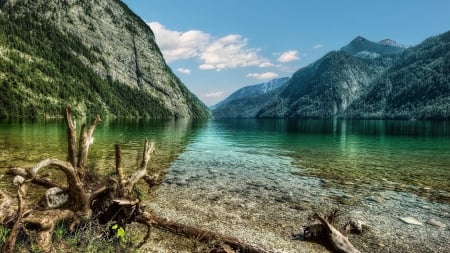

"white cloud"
[176, 68, 191, 74]
[258, 61, 274, 68]
[149, 22, 271, 70]
[313, 44, 323, 49]
[277, 50, 299, 63]
[203, 91, 225, 98]
[247, 72, 279, 80]
[199, 35, 269, 71]
[148, 22, 210, 62]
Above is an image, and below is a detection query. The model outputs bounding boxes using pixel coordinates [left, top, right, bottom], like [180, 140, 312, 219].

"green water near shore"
[1, 118, 449, 203]
[0, 118, 205, 188]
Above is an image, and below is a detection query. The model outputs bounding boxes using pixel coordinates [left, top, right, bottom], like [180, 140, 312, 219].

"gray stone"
[426, 219, 447, 228]
[399, 217, 423, 226]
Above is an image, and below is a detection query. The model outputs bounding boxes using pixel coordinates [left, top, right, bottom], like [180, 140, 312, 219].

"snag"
[0, 106, 267, 252]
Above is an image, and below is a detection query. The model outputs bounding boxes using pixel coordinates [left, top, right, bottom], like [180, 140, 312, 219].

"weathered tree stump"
[0, 106, 266, 253]
[295, 211, 361, 253]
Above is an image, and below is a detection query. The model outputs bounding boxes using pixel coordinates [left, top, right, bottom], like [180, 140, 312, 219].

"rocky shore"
[142, 147, 450, 252]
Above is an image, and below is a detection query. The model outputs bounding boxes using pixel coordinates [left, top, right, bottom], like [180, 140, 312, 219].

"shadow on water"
[214, 118, 450, 137]
[213, 119, 450, 204]
[0, 117, 207, 191]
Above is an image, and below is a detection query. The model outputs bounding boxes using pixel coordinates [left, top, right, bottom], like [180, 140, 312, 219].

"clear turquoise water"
[153, 119, 450, 252]
[1, 119, 449, 203]
[206, 119, 450, 203]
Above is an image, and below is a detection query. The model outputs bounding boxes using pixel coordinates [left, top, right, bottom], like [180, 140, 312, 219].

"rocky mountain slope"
[257, 51, 391, 118]
[0, 0, 209, 118]
[256, 36, 409, 118]
[346, 31, 450, 119]
[211, 77, 289, 118]
[244, 32, 448, 119]
[341, 36, 406, 57]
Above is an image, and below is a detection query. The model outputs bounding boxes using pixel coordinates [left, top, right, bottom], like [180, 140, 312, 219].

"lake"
[1, 118, 449, 252]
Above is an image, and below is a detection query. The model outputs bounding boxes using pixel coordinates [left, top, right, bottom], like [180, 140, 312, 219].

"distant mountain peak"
[353, 36, 370, 42]
[211, 77, 289, 116]
[341, 36, 406, 56]
[378, 39, 406, 48]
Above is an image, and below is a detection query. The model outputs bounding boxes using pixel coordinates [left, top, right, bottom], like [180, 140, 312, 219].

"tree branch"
[115, 144, 125, 192]
[135, 215, 154, 248]
[22, 209, 75, 252]
[77, 115, 101, 173]
[124, 141, 155, 193]
[30, 158, 90, 214]
[137, 211, 267, 253]
[2, 185, 24, 253]
[7, 167, 65, 189]
[64, 106, 78, 168]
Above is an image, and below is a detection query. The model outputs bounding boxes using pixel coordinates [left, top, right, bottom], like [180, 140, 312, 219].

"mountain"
[257, 49, 396, 118]
[254, 32, 450, 120]
[211, 77, 289, 118]
[0, 0, 209, 118]
[346, 31, 450, 119]
[341, 36, 406, 58]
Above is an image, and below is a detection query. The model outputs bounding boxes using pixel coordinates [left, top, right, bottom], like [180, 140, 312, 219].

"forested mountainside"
[214, 31, 450, 119]
[256, 51, 392, 118]
[346, 31, 450, 119]
[211, 77, 289, 118]
[0, 0, 209, 118]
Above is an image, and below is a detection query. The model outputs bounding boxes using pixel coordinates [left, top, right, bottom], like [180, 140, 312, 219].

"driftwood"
[296, 211, 361, 253]
[0, 106, 266, 253]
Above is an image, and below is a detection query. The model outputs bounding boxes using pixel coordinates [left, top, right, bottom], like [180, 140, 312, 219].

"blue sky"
[122, 0, 450, 106]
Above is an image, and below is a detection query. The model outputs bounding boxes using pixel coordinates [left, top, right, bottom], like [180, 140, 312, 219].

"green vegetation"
[253, 31, 450, 119]
[0, 1, 209, 119]
[0, 12, 171, 118]
[348, 31, 450, 119]
[0, 219, 136, 252]
[0, 225, 9, 245]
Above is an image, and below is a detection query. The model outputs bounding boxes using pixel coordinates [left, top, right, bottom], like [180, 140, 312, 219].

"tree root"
[0, 105, 270, 252]
[297, 211, 361, 253]
[137, 211, 267, 253]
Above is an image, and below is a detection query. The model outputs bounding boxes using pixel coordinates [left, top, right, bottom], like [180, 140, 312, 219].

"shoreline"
[143, 150, 450, 252]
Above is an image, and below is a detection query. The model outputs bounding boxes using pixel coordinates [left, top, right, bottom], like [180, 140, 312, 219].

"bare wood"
[77, 115, 100, 172]
[89, 186, 109, 202]
[7, 167, 65, 189]
[138, 211, 267, 253]
[124, 141, 155, 193]
[143, 174, 160, 189]
[139, 140, 154, 171]
[1, 106, 273, 252]
[135, 215, 154, 248]
[22, 209, 75, 252]
[113, 199, 140, 206]
[0, 191, 15, 225]
[313, 213, 361, 253]
[77, 123, 87, 177]
[115, 144, 125, 191]
[64, 106, 78, 167]
[30, 158, 90, 214]
[2, 187, 24, 253]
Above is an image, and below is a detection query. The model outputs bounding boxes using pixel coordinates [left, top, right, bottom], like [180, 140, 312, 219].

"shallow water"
[0, 118, 205, 189]
[152, 119, 450, 252]
[1, 118, 449, 252]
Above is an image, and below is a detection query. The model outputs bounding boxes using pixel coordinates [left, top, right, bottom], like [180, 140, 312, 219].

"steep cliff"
[346, 31, 450, 119]
[255, 32, 449, 119]
[257, 51, 388, 118]
[0, 0, 209, 118]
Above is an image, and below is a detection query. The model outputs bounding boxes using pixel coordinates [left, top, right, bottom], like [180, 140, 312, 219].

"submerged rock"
[426, 219, 447, 228]
[399, 216, 423, 226]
